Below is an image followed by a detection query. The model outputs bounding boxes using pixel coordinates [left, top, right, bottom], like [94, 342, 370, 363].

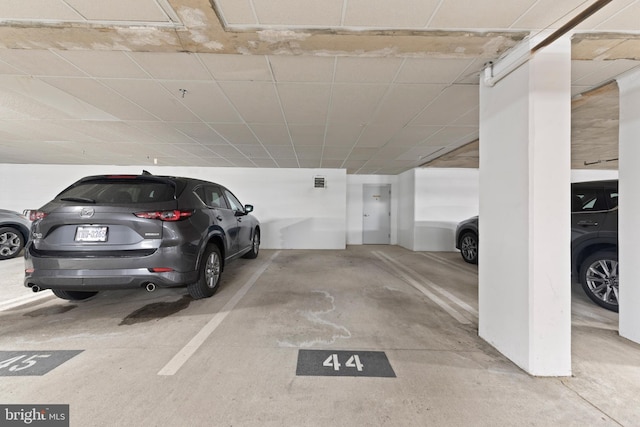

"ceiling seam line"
[192, 53, 262, 168]
[351, 57, 408, 174]
[425, 0, 447, 29]
[266, 56, 301, 168]
[320, 57, 339, 169]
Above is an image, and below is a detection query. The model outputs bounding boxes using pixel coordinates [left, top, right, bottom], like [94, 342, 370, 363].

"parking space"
[1, 247, 638, 425]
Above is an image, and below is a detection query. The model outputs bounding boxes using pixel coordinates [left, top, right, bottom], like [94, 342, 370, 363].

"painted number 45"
[0, 354, 50, 372]
[323, 354, 364, 372]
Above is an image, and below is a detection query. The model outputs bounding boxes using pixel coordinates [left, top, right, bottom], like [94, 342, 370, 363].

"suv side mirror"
[244, 204, 254, 213]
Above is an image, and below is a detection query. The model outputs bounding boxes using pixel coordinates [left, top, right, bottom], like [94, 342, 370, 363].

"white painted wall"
[346, 175, 398, 245]
[397, 169, 416, 250]
[0, 163, 621, 253]
[413, 168, 479, 251]
[0, 164, 347, 250]
[617, 68, 640, 344]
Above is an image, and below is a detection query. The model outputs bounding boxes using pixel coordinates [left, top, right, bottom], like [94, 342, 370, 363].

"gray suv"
[24, 173, 260, 301]
[455, 179, 619, 312]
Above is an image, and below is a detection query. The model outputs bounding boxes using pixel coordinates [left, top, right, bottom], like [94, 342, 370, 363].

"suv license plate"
[75, 226, 108, 242]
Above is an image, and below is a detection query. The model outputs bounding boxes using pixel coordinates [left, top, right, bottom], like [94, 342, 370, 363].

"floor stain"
[24, 305, 77, 317]
[120, 296, 192, 326]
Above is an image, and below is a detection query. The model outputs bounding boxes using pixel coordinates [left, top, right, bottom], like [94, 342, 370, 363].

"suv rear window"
[57, 179, 176, 204]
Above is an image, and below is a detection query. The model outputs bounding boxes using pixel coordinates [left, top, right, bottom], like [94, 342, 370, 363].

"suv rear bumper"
[24, 267, 198, 291]
[24, 243, 199, 291]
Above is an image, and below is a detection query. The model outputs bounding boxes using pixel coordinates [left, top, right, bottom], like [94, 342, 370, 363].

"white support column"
[478, 36, 572, 376]
[617, 68, 640, 344]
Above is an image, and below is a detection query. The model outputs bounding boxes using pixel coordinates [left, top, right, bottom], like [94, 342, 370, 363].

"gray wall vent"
[314, 176, 326, 189]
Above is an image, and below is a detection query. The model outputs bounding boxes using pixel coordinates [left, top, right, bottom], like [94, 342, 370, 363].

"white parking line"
[158, 251, 279, 376]
[418, 252, 478, 276]
[0, 290, 54, 312]
[373, 251, 473, 325]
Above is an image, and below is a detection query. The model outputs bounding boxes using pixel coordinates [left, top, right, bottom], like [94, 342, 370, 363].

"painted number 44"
[323, 354, 364, 372]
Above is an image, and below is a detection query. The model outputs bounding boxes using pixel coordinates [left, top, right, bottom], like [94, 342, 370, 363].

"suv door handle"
[216, 215, 223, 221]
[577, 220, 598, 226]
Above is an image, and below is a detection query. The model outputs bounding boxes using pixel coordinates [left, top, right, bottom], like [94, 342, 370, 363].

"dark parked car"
[0, 209, 31, 260]
[455, 179, 619, 312]
[24, 173, 260, 301]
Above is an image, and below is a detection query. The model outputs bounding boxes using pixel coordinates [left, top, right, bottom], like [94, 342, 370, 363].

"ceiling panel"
[55, 51, 148, 79]
[41, 77, 153, 121]
[159, 81, 243, 123]
[66, 0, 169, 22]
[322, 146, 352, 159]
[171, 123, 229, 145]
[511, 0, 586, 29]
[413, 85, 480, 126]
[370, 84, 445, 127]
[209, 123, 261, 145]
[249, 124, 292, 145]
[101, 79, 200, 122]
[218, 81, 284, 123]
[269, 56, 334, 83]
[277, 83, 331, 124]
[422, 126, 478, 146]
[0, 0, 638, 174]
[343, 0, 439, 28]
[1, 0, 81, 21]
[128, 52, 211, 80]
[0, 50, 84, 77]
[328, 84, 388, 124]
[325, 125, 363, 147]
[200, 55, 272, 81]
[128, 122, 206, 144]
[392, 126, 442, 146]
[593, 2, 640, 31]
[215, 0, 256, 26]
[576, 0, 637, 30]
[334, 57, 403, 83]
[251, 0, 343, 26]
[289, 125, 326, 146]
[1, 0, 181, 26]
[356, 125, 404, 148]
[427, 0, 535, 29]
[265, 145, 297, 158]
[396, 58, 476, 84]
[215, 0, 640, 32]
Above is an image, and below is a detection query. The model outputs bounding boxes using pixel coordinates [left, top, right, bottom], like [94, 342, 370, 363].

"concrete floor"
[0, 246, 638, 426]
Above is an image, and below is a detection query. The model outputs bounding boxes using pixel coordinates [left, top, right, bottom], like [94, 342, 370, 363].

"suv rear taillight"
[29, 211, 48, 221]
[134, 210, 193, 222]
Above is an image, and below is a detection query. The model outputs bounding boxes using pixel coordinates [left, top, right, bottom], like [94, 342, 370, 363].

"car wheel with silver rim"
[0, 226, 25, 260]
[188, 244, 222, 299]
[459, 231, 478, 264]
[579, 251, 618, 312]
[242, 229, 260, 259]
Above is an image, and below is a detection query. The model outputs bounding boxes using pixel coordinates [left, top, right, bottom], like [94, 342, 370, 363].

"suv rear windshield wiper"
[59, 197, 96, 204]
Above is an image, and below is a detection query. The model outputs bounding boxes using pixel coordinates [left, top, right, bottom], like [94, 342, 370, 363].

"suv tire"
[459, 231, 478, 264]
[0, 226, 25, 260]
[242, 229, 260, 259]
[579, 250, 619, 312]
[188, 244, 222, 299]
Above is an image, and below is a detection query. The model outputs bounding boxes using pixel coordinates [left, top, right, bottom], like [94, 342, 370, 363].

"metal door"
[363, 184, 391, 244]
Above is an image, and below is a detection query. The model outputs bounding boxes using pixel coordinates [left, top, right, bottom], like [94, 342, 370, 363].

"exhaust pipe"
[145, 283, 156, 292]
[31, 285, 41, 293]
